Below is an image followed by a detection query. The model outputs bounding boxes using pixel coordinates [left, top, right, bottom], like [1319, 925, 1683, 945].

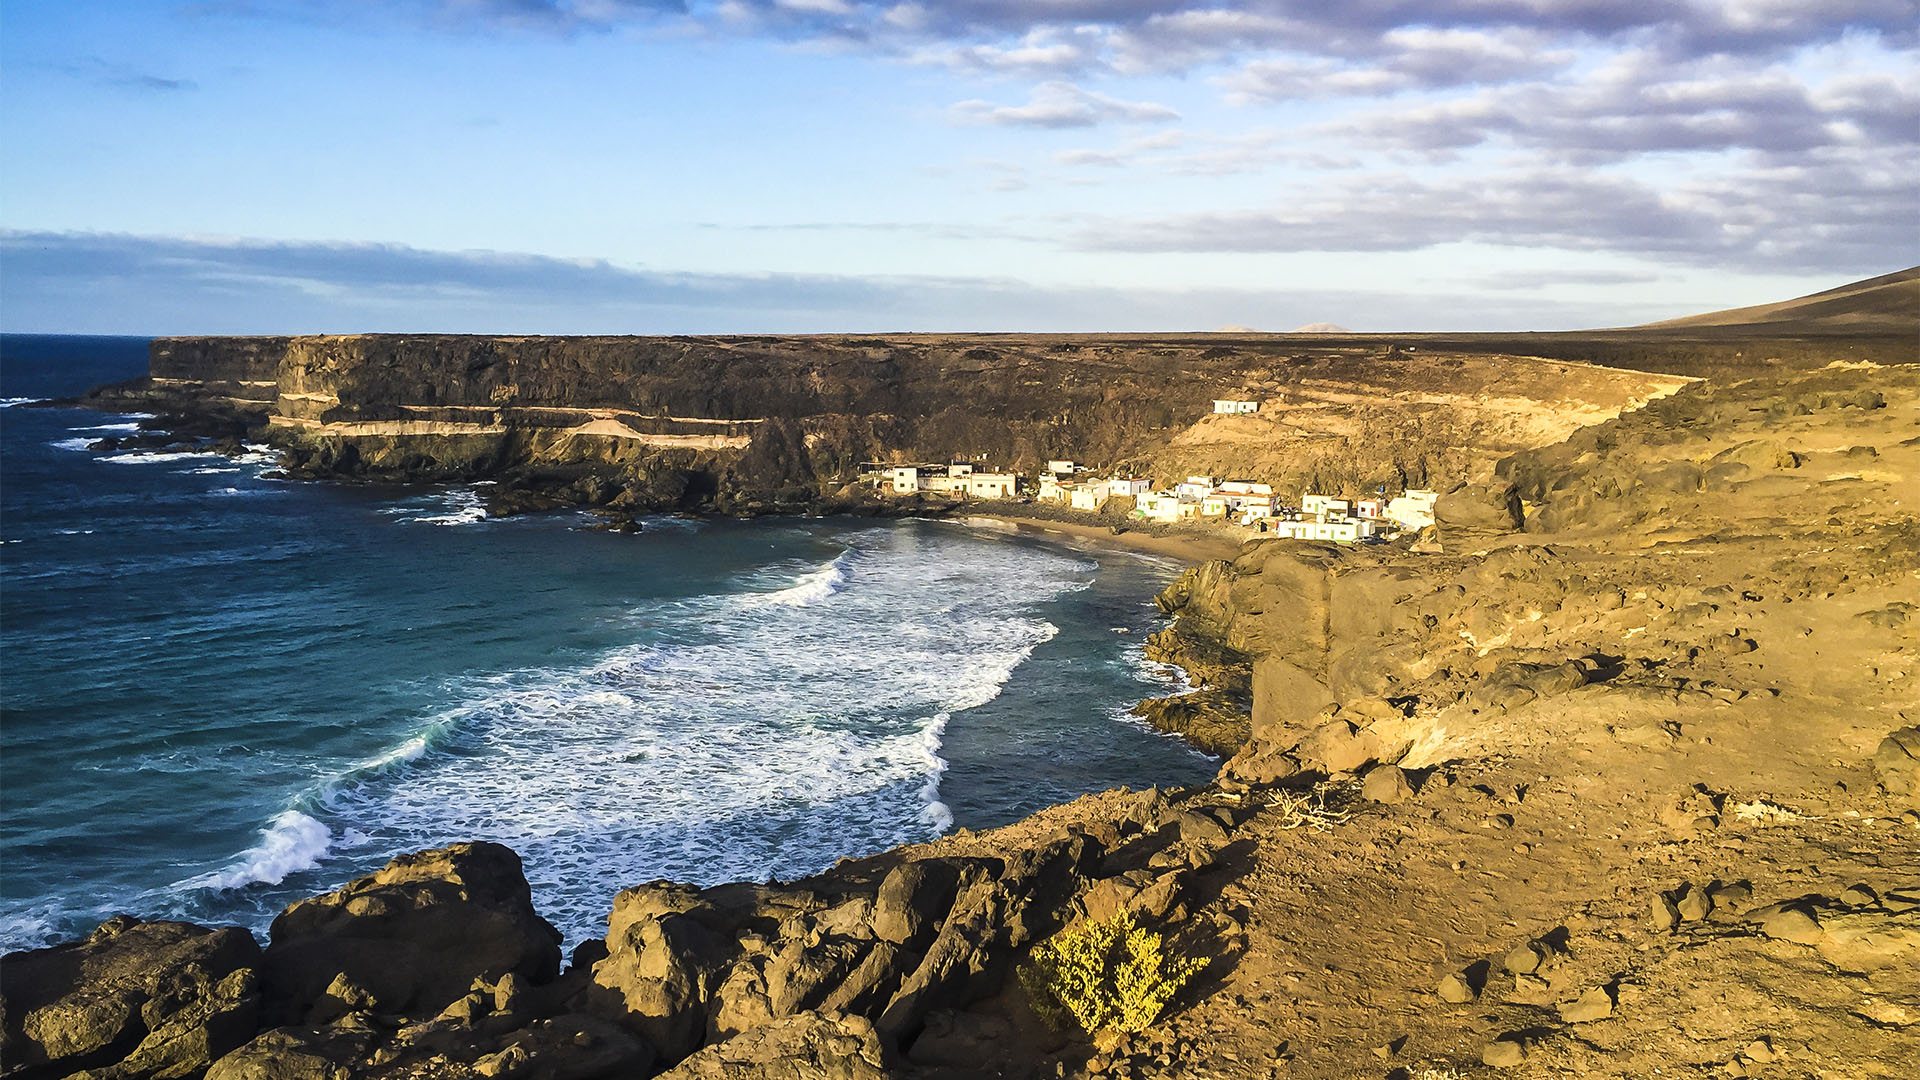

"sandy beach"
[953, 512, 1246, 566]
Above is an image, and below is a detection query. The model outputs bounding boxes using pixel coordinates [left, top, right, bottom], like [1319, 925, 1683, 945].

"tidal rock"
[0, 917, 261, 1080]
[263, 842, 562, 1024]
[656, 1011, 889, 1080]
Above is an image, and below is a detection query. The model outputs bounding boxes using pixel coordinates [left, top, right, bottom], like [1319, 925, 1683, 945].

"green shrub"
[1018, 911, 1206, 1035]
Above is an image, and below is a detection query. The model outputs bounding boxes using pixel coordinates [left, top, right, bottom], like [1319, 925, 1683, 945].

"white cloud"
[949, 80, 1179, 128]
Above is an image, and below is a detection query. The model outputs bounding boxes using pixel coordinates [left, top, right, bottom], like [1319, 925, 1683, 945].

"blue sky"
[1, 1, 1914, 333]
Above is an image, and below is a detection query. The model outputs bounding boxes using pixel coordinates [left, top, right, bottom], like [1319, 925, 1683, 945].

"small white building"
[1046, 460, 1077, 475]
[1037, 475, 1065, 502]
[1235, 499, 1276, 524]
[1213, 400, 1259, 414]
[1068, 482, 1109, 512]
[1175, 476, 1216, 500]
[965, 472, 1018, 499]
[887, 466, 923, 494]
[1201, 493, 1230, 517]
[1385, 489, 1440, 529]
[1354, 498, 1384, 519]
[1134, 491, 1180, 523]
[921, 473, 967, 494]
[947, 462, 974, 477]
[1300, 493, 1352, 519]
[1106, 476, 1150, 497]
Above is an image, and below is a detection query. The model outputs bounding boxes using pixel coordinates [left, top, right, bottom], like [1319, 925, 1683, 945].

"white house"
[1135, 491, 1181, 522]
[948, 462, 974, 477]
[1385, 489, 1440, 530]
[887, 467, 923, 494]
[1301, 493, 1353, 519]
[1353, 498, 1384, 519]
[1068, 482, 1109, 512]
[1046, 460, 1077, 475]
[1213, 400, 1259, 414]
[1175, 476, 1216, 500]
[1037, 475, 1065, 502]
[1106, 476, 1150, 497]
[1201, 493, 1230, 517]
[1235, 499, 1277, 524]
[965, 472, 1018, 499]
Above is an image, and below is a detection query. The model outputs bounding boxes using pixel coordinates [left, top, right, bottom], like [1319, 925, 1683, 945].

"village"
[860, 398, 1442, 543]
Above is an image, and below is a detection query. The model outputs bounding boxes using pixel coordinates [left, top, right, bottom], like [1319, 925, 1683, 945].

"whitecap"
[176, 810, 332, 892]
[49, 437, 97, 452]
[0, 397, 44, 408]
[750, 549, 854, 607]
[384, 489, 490, 526]
[70, 422, 144, 434]
[105, 450, 227, 465]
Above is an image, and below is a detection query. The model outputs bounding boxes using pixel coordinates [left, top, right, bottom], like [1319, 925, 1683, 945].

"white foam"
[384, 489, 490, 526]
[71, 422, 144, 434]
[50, 437, 96, 451]
[305, 527, 1089, 943]
[751, 549, 853, 607]
[105, 450, 227, 465]
[0, 397, 43, 408]
[177, 810, 332, 892]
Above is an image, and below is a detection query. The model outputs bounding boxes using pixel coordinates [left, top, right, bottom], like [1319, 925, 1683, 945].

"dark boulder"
[0, 917, 261, 1080]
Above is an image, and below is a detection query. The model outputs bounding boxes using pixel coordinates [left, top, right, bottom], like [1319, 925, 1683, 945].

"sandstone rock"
[656, 1010, 889, 1080]
[1557, 985, 1614, 1023]
[1676, 884, 1714, 922]
[1481, 1035, 1528, 1068]
[1873, 727, 1920, 802]
[905, 1010, 1015, 1068]
[871, 862, 958, 948]
[1360, 765, 1414, 804]
[1434, 481, 1524, 553]
[1708, 881, 1753, 914]
[1839, 884, 1879, 907]
[1435, 970, 1478, 1003]
[203, 1026, 371, 1080]
[1502, 943, 1544, 975]
[1649, 894, 1681, 932]
[0, 917, 261, 1080]
[263, 842, 561, 1024]
[1760, 906, 1824, 944]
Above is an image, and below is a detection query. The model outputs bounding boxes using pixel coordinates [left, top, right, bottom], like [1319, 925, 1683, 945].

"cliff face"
[126, 332, 1744, 518]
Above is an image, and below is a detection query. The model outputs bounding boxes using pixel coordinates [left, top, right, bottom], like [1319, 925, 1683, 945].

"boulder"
[1433, 482, 1523, 553]
[0, 917, 261, 1080]
[1360, 765, 1415, 804]
[1873, 726, 1920, 802]
[263, 842, 561, 1024]
[656, 1011, 889, 1080]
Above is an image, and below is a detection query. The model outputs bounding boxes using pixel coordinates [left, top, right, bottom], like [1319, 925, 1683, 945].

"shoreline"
[946, 510, 1246, 566]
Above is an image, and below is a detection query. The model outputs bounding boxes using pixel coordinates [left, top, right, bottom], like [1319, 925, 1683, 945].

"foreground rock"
[0, 917, 261, 1080]
[262, 841, 562, 1025]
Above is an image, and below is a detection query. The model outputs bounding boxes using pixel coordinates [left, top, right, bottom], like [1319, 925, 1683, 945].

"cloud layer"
[0, 230, 1684, 334]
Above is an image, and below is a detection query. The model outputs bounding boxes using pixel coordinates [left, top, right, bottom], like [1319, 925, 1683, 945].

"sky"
[0, 0, 1914, 334]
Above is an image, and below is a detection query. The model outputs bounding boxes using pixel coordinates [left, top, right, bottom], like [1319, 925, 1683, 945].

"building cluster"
[862, 455, 1442, 545]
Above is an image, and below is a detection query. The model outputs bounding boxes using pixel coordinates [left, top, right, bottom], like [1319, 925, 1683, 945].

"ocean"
[0, 334, 1213, 952]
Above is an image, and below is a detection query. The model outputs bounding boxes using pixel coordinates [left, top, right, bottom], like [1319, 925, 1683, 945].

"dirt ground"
[903, 361, 1920, 1080]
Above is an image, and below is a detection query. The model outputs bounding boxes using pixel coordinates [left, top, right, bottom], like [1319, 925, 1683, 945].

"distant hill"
[1636, 267, 1918, 334]
[1291, 322, 1352, 333]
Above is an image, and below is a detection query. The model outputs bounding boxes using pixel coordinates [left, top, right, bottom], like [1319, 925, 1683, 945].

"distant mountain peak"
[1290, 322, 1352, 333]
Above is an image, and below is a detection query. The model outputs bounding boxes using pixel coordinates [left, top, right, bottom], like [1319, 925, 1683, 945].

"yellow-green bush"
[1018, 911, 1206, 1035]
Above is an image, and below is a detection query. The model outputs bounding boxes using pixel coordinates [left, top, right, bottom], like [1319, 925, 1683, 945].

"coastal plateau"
[8, 270, 1919, 1079]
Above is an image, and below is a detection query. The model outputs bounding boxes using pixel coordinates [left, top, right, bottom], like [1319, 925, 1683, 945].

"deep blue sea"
[0, 334, 1211, 951]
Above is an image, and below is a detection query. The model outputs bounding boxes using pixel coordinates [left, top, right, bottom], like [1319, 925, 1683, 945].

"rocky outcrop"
[0, 917, 261, 1080]
[262, 842, 562, 1024]
[1432, 481, 1524, 552]
[653, 1011, 889, 1080]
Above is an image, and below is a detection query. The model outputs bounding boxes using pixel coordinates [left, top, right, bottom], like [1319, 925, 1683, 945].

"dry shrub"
[1018, 911, 1206, 1036]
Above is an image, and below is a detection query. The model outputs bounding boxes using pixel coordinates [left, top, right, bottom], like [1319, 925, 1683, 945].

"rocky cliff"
[94, 331, 1774, 518]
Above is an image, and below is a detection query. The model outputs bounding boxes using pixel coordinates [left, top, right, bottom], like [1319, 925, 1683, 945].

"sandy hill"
[1636, 267, 1919, 334]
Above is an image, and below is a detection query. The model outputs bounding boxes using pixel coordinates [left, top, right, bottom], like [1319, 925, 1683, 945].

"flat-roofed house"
[1106, 477, 1150, 497]
[1175, 476, 1216, 500]
[1201, 493, 1230, 517]
[1212, 399, 1259, 414]
[887, 466, 923, 494]
[1069, 482, 1109, 512]
[1038, 475, 1065, 502]
[1046, 460, 1077, 475]
[1386, 489, 1440, 529]
[1136, 491, 1181, 522]
[965, 472, 1018, 499]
